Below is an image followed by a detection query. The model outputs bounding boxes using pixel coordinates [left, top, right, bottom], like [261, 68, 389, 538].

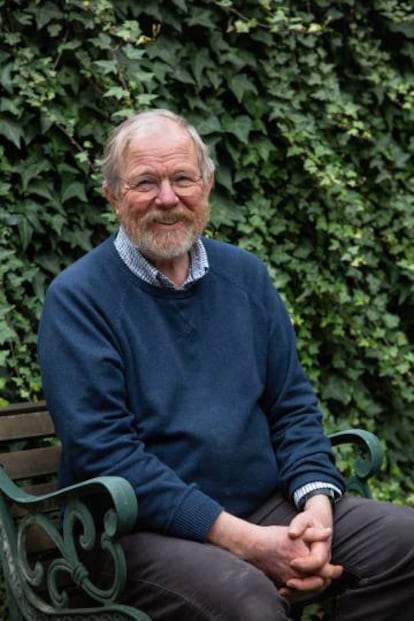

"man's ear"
[103, 182, 121, 217]
[206, 172, 215, 195]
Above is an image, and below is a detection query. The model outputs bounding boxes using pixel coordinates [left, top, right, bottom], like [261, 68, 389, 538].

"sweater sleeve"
[38, 273, 223, 541]
[259, 274, 346, 498]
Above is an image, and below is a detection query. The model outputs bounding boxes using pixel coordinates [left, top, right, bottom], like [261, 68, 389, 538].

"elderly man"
[38, 109, 414, 620]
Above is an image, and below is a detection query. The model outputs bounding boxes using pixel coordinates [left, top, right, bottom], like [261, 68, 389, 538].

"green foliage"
[0, 0, 413, 496]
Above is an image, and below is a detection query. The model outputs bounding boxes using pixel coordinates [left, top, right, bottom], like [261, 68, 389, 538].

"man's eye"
[173, 175, 193, 187]
[130, 179, 157, 192]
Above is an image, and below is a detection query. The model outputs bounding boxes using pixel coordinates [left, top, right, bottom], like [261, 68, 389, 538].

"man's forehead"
[129, 117, 187, 140]
[123, 121, 197, 162]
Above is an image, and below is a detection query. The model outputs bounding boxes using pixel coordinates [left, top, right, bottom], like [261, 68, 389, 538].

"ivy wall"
[0, 0, 413, 496]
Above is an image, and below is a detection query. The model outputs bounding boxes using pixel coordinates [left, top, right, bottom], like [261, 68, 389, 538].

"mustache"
[142, 208, 193, 225]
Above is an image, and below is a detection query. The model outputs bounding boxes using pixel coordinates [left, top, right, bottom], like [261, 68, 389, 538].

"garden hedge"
[0, 0, 413, 497]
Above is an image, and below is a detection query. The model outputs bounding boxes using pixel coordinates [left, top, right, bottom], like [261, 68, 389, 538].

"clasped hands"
[271, 494, 343, 602]
[208, 495, 343, 603]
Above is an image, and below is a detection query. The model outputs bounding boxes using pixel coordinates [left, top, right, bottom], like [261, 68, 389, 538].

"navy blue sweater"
[38, 236, 344, 541]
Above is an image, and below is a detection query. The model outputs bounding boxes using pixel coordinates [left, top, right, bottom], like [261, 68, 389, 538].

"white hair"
[101, 109, 215, 196]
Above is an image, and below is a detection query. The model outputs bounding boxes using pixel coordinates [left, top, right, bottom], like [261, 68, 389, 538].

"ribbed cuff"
[166, 487, 224, 542]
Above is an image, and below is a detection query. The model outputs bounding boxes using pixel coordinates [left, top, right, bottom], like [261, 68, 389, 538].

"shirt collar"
[114, 226, 209, 289]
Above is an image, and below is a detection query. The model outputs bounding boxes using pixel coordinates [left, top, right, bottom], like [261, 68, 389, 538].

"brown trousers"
[116, 494, 414, 620]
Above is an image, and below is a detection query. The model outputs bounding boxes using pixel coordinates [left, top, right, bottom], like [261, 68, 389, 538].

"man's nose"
[154, 179, 179, 207]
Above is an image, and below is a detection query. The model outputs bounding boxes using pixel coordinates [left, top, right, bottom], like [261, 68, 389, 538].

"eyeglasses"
[122, 173, 203, 198]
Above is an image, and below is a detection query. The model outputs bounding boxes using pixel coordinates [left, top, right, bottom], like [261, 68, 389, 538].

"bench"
[0, 401, 384, 620]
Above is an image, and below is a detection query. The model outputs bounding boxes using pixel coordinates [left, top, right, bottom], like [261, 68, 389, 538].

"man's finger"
[288, 516, 313, 539]
[285, 575, 327, 592]
[292, 555, 343, 578]
[300, 526, 332, 543]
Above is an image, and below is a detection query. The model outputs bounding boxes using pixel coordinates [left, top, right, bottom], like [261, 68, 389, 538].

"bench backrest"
[0, 401, 61, 552]
[0, 402, 145, 620]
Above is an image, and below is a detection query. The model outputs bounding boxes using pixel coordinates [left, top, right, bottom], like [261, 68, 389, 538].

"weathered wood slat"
[0, 410, 55, 441]
[23, 481, 59, 496]
[25, 522, 59, 553]
[0, 401, 47, 416]
[0, 445, 61, 480]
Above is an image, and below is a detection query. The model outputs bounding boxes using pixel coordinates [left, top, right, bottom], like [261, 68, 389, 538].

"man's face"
[106, 119, 214, 264]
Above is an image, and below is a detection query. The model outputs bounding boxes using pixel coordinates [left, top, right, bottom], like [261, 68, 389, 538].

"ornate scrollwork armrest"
[328, 428, 384, 497]
[0, 471, 138, 536]
[0, 468, 149, 619]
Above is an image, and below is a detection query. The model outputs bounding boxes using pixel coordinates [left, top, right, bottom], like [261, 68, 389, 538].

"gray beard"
[124, 223, 200, 262]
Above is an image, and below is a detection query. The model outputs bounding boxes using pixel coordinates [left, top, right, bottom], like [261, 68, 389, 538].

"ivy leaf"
[61, 182, 88, 204]
[0, 120, 24, 148]
[32, 3, 62, 29]
[186, 8, 216, 28]
[171, 0, 188, 12]
[94, 60, 118, 75]
[20, 161, 51, 192]
[229, 74, 258, 103]
[226, 115, 252, 144]
[103, 86, 129, 99]
[321, 376, 351, 405]
[215, 165, 233, 192]
[193, 115, 222, 136]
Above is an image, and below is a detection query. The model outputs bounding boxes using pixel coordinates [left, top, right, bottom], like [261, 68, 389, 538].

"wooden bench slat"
[10, 482, 59, 519]
[0, 411, 55, 441]
[23, 521, 60, 554]
[0, 445, 61, 480]
[23, 481, 59, 496]
[0, 401, 47, 416]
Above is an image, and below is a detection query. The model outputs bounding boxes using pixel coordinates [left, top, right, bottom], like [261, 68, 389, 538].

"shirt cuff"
[293, 481, 343, 509]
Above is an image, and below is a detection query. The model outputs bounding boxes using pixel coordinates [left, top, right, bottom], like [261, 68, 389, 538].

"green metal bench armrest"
[0, 467, 138, 535]
[0, 468, 149, 620]
[328, 428, 384, 497]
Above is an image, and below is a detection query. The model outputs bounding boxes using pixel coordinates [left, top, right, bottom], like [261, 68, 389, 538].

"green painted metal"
[329, 428, 384, 497]
[0, 469, 150, 620]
